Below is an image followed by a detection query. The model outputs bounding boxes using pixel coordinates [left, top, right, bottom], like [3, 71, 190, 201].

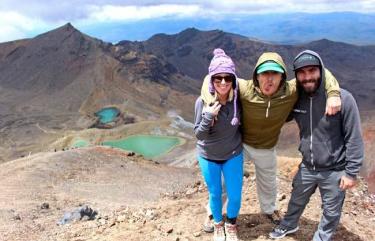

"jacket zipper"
[310, 97, 315, 170]
[266, 100, 271, 118]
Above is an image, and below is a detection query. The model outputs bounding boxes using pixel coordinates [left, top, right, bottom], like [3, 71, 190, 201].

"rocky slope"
[1, 152, 374, 241]
[0, 24, 196, 162]
[0, 146, 197, 240]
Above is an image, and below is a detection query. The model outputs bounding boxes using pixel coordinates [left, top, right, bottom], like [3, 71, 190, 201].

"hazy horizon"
[0, 0, 374, 44]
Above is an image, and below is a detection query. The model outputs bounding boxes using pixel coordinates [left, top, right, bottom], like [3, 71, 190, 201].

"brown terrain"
[0, 23, 374, 240]
[0, 149, 374, 241]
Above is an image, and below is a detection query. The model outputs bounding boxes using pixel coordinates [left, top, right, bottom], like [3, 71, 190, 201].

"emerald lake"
[102, 135, 182, 158]
[95, 107, 120, 124]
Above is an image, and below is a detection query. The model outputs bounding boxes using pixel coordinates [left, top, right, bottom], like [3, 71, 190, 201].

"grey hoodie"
[194, 97, 242, 161]
[291, 50, 364, 178]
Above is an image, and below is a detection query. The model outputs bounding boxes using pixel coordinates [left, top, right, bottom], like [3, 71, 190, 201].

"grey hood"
[293, 50, 327, 96]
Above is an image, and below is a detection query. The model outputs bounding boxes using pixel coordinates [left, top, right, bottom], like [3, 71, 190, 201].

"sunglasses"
[212, 75, 234, 84]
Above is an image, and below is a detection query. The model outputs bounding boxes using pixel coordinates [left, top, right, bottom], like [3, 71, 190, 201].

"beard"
[299, 77, 320, 94]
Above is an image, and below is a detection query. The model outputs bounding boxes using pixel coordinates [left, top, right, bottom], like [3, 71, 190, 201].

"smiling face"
[296, 65, 321, 94]
[211, 73, 234, 99]
[257, 71, 283, 96]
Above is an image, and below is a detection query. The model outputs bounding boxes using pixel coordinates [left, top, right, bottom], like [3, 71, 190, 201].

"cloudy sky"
[0, 0, 374, 43]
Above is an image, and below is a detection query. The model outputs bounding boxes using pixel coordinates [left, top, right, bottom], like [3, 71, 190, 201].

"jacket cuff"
[345, 172, 357, 180]
[327, 90, 341, 98]
[203, 112, 215, 121]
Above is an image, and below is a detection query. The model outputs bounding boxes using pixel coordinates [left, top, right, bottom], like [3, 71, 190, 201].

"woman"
[194, 48, 243, 241]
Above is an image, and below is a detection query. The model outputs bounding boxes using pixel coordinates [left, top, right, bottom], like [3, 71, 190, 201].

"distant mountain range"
[1, 23, 374, 115]
[81, 12, 375, 45]
[0, 23, 374, 161]
[119, 27, 375, 110]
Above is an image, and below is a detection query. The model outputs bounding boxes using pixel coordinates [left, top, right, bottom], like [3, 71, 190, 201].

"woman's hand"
[203, 101, 222, 116]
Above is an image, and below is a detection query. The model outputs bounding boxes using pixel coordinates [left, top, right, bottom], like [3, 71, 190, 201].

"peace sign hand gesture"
[203, 101, 222, 117]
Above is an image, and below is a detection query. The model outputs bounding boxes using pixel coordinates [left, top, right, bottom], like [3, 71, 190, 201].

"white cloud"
[200, 0, 375, 14]
[0, 11, 50, 42]
[0, 1, 373, 42]
[0, 26, 26, 43]
[86, 4, 202, 22]
[285, 0, 375, 13]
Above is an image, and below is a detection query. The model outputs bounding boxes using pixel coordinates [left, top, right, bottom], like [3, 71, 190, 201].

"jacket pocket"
[299, 138, 336, 168]
[311, 141, 332, 168]
[298, 139, 311, 163]
[312, 138, 344, 168]
[325, 136, 344, 161]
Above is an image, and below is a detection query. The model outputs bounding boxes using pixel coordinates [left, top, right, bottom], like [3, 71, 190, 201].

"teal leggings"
[198, 152, 243, 223]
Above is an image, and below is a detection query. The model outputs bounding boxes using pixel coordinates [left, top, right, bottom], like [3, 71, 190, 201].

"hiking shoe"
[265, 210, 282, 225]
[203, 215, 214, 233]
[269, 225, 299, 239]
[225, 222, 238, 241]
[213, 221, 225, 241]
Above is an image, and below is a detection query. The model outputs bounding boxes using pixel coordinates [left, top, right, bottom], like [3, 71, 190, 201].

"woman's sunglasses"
[212, 75, 234, 84]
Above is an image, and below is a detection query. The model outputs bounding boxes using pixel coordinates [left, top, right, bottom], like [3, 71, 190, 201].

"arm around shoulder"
[324, 68, 340, 98]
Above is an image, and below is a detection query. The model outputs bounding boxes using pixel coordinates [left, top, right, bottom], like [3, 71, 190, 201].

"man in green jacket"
[201, 52, 341, 225]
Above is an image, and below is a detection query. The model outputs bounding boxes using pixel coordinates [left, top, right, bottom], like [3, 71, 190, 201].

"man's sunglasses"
[212, 75, 234, 84]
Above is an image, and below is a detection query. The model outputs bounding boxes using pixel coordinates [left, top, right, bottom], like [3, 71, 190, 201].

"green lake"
[72, 139, 89, 148]
[95, 107, 120, 124]
[102, 135, 183, 158]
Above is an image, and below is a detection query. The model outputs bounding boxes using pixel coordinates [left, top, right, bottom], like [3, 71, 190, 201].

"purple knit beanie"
[208, 48, 239, 126]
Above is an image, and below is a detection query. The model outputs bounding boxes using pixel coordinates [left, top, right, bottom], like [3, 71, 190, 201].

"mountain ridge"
[0, 23, 374, 169]
[73, 12, 375, 45]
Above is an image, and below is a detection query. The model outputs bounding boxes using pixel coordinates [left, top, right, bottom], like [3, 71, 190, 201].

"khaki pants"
[243, 144, 277, 214]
